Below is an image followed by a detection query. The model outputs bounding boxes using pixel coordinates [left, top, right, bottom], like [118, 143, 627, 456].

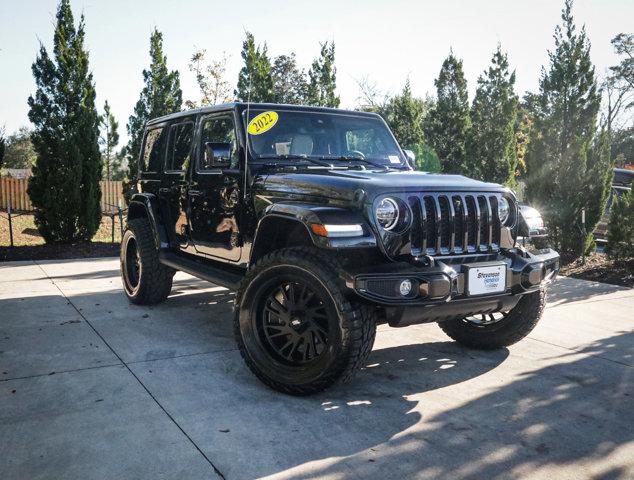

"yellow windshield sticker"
[247, 111, 278, 135]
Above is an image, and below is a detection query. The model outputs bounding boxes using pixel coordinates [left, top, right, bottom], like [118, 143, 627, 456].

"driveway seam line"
[0, 362, 124, 383]
[526, 336, 633, 368]
[128, 347, 239, 366]
[34, 261, 226, 480]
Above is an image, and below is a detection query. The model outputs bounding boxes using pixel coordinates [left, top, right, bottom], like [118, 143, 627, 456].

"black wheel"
[234, 247, 377, 395]
[438, 289, 546, 350]
[120, 218, 174, 305]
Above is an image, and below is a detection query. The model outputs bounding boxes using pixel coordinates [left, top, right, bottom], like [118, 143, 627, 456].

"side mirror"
[404, 149, 416, 168]
[203, 142, 232, 169]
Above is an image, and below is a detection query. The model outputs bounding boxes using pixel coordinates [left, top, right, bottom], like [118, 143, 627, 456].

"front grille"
[408, 193, 503, 256]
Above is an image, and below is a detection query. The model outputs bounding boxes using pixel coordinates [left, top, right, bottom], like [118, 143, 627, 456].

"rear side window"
[141, 127, 167, 172]
[166, 122, 194, 171]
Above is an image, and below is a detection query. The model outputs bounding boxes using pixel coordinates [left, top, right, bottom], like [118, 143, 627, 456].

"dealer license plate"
[467, 264, 506, 296]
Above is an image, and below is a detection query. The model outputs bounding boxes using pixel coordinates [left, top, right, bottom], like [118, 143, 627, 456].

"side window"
[166, 122, 194, 171]
[140, 127, 167, 172]
[199, 116, 237, 170]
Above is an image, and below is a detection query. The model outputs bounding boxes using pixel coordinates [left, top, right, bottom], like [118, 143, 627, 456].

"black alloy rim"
[464, 311, 508, 326]
[258, 281, 331, 365]
[124, 237, 141, 291]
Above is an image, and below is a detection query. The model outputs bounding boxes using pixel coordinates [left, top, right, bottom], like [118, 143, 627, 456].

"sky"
[1, 0, 633, 144]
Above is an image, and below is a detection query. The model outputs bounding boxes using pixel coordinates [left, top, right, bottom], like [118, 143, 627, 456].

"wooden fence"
[0, 178, 125, 213]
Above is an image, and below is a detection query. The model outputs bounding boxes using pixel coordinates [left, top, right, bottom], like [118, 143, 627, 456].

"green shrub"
[606, 191, 634, 260]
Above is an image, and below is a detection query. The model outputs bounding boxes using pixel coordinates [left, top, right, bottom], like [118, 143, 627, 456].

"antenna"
[243, 74, 252, 200]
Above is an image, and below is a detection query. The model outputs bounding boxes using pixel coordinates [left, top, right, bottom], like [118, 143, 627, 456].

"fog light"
[399, 279, 412, 296]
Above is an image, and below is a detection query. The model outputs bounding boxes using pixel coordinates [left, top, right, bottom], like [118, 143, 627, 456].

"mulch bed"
[559, 252, 634, 288]
[0, 242, 120, 262]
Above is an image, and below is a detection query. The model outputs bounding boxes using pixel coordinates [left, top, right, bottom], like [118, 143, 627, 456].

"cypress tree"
[100, 100, 119, 180]
[381, 81, 441, 172]
[525, 0, 612, 257]
[466, 45, 519, 185]
[235, 32, 275, 103]
[27, 0, 102, 243]
[126, 29, 182, 180]
[424, 51, 470, 174]
[307, 42, 340, 107]
[272, 54, 308, 104]
[384, 80, 425, 149]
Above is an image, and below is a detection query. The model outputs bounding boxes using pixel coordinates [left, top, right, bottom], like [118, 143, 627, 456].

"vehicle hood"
[259, 169, 505, 203]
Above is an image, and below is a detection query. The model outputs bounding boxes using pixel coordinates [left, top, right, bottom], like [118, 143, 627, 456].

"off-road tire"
[438, 289, 546, 350]
[234, 247, 377, 395]
[120, 218, 174, 305]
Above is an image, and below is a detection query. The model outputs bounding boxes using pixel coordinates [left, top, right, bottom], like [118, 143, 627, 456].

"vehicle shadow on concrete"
[279, 331, 634, 480]
[546, 276, 631, 307]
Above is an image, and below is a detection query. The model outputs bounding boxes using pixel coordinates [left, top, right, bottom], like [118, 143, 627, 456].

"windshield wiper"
[257, 154, 340, 168]
[318, 155, 392, 171]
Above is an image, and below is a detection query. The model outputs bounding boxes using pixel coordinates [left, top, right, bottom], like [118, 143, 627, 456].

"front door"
[159, 119, 195, 249]
[188, 113, 242, 262]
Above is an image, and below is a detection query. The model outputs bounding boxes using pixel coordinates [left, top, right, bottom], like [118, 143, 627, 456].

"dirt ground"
[559, 252, 634, 288]
[0, 212, 122, 261]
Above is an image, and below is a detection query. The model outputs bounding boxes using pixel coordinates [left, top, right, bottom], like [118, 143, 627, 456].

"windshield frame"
[240, 107, 408, 168]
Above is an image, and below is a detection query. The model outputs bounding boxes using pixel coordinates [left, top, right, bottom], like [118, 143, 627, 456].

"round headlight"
[498, 196, 510, 224]
[376, 198, 399, 230]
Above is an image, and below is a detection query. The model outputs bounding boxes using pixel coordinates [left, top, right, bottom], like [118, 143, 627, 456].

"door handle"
[189, 190, 204, 197]
[159, 187, 171, 194]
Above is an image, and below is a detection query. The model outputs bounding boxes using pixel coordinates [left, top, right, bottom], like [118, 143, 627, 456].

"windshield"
[243, 109, 406, 167]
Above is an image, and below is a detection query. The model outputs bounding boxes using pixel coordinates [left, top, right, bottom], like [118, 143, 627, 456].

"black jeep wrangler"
[120, 103, 559, 395]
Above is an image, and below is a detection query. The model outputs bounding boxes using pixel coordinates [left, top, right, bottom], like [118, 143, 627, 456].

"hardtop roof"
[146, 102, 382, 126]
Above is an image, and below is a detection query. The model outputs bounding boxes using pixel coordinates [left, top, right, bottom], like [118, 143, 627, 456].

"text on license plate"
[467, 264, 506, 296]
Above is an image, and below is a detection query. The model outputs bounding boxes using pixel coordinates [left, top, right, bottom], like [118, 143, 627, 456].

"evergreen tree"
[272, 53, 308, 104]
[424, 51, 470, 174]
[27, 0, 102, 243]
[126, 29, 182, 179]
[307, 42, 340, 107]
[466, 45, 519, 185]
[100, 100, 119, 180]
[235, 32, 275, 103]
[109, 150, 127, 181]
[525, 0, 612, 256]
[384, 80, 425, 149]
[515, 94, 539, 178]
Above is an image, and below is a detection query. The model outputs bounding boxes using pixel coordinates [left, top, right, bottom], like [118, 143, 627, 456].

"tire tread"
[122, 218, 174, 305]
[234, 247, 376, 395]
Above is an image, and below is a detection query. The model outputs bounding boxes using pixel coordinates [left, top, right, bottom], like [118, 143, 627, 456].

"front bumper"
[343, 248, 559, 327]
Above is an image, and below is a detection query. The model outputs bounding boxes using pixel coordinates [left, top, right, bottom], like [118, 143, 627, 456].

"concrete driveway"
[1, 258, 632, 480]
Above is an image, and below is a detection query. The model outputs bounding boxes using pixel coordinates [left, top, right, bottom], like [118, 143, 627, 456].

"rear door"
[159, 119, 195, 249]
[138, 125, 168, 197]
[188, 112, 242, 262]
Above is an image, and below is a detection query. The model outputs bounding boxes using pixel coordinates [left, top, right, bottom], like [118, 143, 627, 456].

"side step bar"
[158, 251, 243, 290]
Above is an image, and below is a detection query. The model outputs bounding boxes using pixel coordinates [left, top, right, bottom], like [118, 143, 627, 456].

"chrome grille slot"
[465, 195, 478, 251]
[477, 196, 490, 251]
[452, 196, 465, 253]
[438, 196, 451, 254]
[423, 196, 437, 254]
[489, 195, 501, 248]
[408, 196, 424, 256]
[413, 192, 502, 256]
